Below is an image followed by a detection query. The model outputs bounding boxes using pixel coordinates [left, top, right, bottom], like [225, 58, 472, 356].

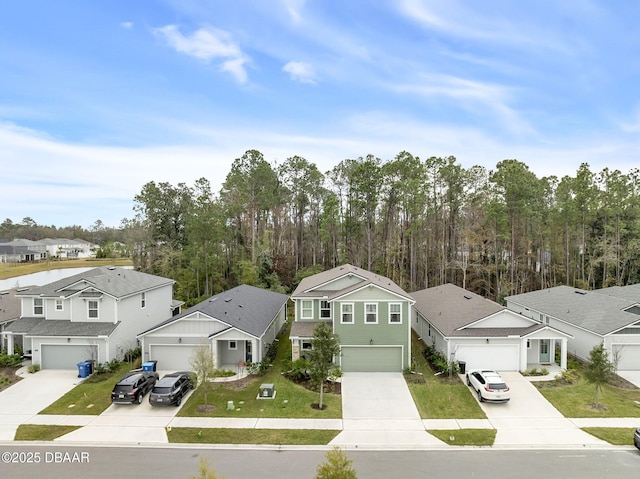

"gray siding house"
[290, 264, 414, 372]
[138, 285, 288, 371]
[507, 284, 640, 371]
[1, 267, 179, 369]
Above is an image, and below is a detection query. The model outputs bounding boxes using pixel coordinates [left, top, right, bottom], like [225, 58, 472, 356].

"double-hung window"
[33, 298, 43, 315]
[88, 300, 99, 319]
[365, 303, 378, 324]
[320, 300, 331, 319]
[341, 303, 354, 324]
[55, 299, 63, 311]
[301, 300, 313, 319]
[389, 303, 402, 323]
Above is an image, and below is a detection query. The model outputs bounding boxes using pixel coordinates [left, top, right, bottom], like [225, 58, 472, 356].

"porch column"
[211, 341, 219, 369]
[520, 338, 528, 372]
[251, 339, 258, 363]
[560, 338, 567, 369]
[6, 332, 14, 355]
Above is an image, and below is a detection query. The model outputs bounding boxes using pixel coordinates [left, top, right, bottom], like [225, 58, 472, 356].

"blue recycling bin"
[77, 361, 91, 378]
[142, 360, 157, 372]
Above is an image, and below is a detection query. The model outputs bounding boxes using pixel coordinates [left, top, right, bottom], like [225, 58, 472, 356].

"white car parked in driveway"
[466, 369, 510, 402]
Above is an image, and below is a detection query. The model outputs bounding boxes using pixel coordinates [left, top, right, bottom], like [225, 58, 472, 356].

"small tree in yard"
[584, 342, 615, 409]
[190, 345, 216, 406]
[308, 322, 341, 410]
[314, 447, 357, 479]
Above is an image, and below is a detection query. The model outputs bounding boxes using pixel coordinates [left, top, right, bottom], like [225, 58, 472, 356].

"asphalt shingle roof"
[5, 317, 119, 336]
[140, 284, 289, 339]
[506, 285, 640, 335]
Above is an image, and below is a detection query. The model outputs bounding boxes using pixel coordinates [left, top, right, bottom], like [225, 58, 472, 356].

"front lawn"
[14, 425, 80, 441]
[167, 427, 340, 445]
[581, 427, 638, 446]
[428, 429, 496, 446]
[406, 331, 486, 419]
[39, 361, 140, 415]
[178, 325, 342, 419]
[535, 376, 640, 418]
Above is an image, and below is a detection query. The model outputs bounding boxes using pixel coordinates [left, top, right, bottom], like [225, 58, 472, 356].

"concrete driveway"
[474, 372, 607, 447]
[330, 372, 444, 448]
[0, 369, 79, 440]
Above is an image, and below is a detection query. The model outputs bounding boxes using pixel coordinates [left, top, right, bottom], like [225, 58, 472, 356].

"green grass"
[167, 427, 340, 445]
[0, 258, 133, 280]
[405, 332, 486, 419]
[535, 376, 640, 417]
[14, 425, 81, 441]
[428, 429, 496, 446]
[39, 361, 140, 415]
[581, 427, 637, 446]
[178, 326, 342, 419]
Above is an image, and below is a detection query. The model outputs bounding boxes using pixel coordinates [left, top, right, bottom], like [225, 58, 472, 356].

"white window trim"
[55, 299, 64, 311]
[320, 300, 331, 319]
[389, 303, 402, 324]
[364, 303, 378, 324]
[341, 303, 354, 324]
[301, 300, 313, 320]
[88, 300, 99, 319]
[33, 298, 44, 315]
[229, 340, 237, 350]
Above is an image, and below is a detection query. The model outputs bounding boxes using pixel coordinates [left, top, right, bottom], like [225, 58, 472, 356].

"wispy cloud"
[283, 61, 317, 84]
[120, 21, 133, 30]
[154, 25, 250, 83]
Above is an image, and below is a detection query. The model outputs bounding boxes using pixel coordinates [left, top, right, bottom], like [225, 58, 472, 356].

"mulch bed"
[0, 367, 22, 392]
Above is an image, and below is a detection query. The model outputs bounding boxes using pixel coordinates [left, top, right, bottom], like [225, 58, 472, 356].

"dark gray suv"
[149, 372, 194, 407]
[634, 427, 640, 450]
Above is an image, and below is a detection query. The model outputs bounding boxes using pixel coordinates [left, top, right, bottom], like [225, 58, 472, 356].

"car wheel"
[137, 393, 143, 404]
[477, 389, 483, 402]
[466, 375, 471, 386]
[176, 395, 182, 407]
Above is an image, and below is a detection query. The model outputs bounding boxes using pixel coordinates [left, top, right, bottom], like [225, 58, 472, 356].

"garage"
[148, 344, 199, 371]
[340, 346, 403, 372]
[612, 344, 640, 370]
[454, 344, 519, 371]
[41, 344, 98, 370]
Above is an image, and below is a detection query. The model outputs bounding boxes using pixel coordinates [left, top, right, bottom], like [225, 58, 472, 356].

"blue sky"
[2, 0, 640, 229]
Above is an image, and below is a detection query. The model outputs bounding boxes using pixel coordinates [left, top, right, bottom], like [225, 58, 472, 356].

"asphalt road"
[1, 445, 638, 479]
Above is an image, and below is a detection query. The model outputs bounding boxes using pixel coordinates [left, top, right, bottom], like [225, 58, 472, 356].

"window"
[341, 303, 354, 324]
[33, 298, 43, 315]
[302, 341, 312, 350]
[389, 303, 402, 323]
[320, 300, 331, 318]
[88, 300, 99, 319]
[55, 299, 63, 311]
[301, 300, 313, 319]
[229, 340, 237, 350]
[365, 303, 378, 323]
[141, 292, 146, 308]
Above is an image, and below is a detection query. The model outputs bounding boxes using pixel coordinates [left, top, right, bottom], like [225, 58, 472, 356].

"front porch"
[523, 362, 563, 382]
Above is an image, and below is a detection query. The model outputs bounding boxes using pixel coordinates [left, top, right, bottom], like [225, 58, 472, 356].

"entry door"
[539, 339, 551, 363]
[245, 341, 252, 362]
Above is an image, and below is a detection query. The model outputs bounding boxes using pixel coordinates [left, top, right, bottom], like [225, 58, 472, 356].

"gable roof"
[139, 284, 288, 339]
[292, 264, 413, 301]
[15, 266, 174, 299]
[410, 283, 505, 337]
[506, 285, 640, 335]
[0, 287, 26, 324]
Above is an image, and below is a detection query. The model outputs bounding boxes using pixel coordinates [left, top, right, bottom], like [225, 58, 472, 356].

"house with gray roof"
[290, 264, 415, 372]
[1, 267, 180, 369]
[0, 287, 25, 353]
[506, 285, 640, 370]
[138, 284, 289, 371]
[412, 283, 571, 372]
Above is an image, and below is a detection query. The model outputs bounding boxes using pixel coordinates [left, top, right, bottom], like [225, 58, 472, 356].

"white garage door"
[149, 345, 198, 371]
[41, 344, 98, 370]
[454, 344, 519, 371]
[612, 344, 640, 371]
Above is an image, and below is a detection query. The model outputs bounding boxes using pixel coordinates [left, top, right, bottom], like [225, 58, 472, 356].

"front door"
[245, 341, 252, 363]
[539, 339, 551, 363]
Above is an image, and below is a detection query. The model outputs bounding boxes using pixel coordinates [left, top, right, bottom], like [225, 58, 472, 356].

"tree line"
[127, 149, 640, 305]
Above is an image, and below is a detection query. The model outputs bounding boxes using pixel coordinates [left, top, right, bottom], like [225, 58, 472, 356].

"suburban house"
[289, 264, 415, 372]
[138, 284, 289, 371]
[411, 283, 571, 372]
[39, 238, 98, 259]
[0, 239, 47, 263]
[0, 267, 180, 369]
[0, 287, 24, 352]
[506, 284, 640, 370]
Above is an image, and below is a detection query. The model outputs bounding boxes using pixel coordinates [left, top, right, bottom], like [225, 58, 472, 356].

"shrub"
[28, 364, 40, 373]
[422, 345, 458, 375]
[283, 358, 311, 382]
[0, 353, 22, 368]
[557, 368, 580, 384]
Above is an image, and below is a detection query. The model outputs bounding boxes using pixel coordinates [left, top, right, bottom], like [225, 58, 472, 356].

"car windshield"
[488, 382, 507, 390]
[152, 387, 172, 394]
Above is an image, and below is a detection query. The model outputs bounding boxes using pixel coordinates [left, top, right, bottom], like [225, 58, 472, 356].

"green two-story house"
[289, 264, 415, 372]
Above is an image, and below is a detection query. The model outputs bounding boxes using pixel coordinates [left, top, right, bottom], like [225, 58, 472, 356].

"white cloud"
[283, 61, 317, 84]
[281, 0, 305, 24]
[154, 25, 250, 83]
[120, 21, 133, 29]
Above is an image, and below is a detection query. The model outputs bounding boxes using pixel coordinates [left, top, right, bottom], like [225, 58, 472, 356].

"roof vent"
[224, 298, 232, 303]
[209, 298, 217, 303]
[464, 295, 472, 300]
[575, 291, 587, 295]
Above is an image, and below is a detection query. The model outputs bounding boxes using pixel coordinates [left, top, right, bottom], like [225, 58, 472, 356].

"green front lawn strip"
[428, 429, 496, 446]
[581, 427, 637, 446]
[178, 326, 342, 419]
[39, 362, 139, 415]
[167, 427, 340, 445]
[14, 425, 80, 441]
[406, 331, 486, 419]
[535, 377, 640, 417]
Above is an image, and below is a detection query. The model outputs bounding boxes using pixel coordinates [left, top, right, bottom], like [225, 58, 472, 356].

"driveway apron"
[617, 371, 640, 389]
[330, 372, 445, 448]
[479, 372, 607, 447]
[0, 369, 78, 440]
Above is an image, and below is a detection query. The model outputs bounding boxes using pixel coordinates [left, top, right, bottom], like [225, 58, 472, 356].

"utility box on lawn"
[257, 383, 276, 399]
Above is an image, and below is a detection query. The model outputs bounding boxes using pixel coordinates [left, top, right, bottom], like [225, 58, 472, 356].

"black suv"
[634, 427, 640, 450]
[111, 371, 159, 404]
[149, 371, 194, 407]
